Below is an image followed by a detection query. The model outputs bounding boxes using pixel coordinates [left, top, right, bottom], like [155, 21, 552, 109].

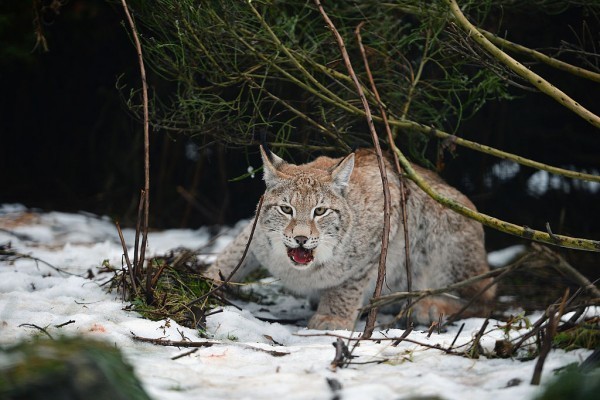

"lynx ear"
[260, 145, 286, 188]
[331, 153, 355, 193]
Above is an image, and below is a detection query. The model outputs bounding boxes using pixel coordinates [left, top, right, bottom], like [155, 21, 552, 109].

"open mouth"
[286, 246, 314, 265]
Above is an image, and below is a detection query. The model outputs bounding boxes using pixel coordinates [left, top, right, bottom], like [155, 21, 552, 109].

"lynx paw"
[409, 295, 463, 326]
[307, 314, 353, 330]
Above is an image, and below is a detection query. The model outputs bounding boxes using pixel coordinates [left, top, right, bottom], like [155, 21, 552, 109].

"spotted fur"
[205, 147, 495, 330]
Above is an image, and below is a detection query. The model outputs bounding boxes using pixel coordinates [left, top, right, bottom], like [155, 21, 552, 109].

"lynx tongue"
[287, 247, 314, 265]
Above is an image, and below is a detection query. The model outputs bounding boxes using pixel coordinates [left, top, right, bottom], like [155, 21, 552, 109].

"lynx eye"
[313, 207, 327, 217]
[279, 205, 293, 215]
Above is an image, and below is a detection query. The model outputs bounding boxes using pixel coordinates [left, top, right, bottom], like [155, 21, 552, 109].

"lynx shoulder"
[205, 147, 495, 330]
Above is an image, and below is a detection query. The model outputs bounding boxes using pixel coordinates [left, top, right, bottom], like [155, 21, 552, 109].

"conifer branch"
[380, 2, 600, 83]
[385, 118, 600, 183]
[479, 29, 600, 84]
[246, 2, 360, 118]
[445, 0, 600, 129]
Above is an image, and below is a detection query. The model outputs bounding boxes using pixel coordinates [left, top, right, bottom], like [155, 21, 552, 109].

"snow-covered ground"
[0, 204, 594, 400]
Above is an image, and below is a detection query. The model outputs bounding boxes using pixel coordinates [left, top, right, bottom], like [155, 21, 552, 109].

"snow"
[527, 169, 600, 196]
[0, 204, 594, 400]
[487, 245, 526, 268]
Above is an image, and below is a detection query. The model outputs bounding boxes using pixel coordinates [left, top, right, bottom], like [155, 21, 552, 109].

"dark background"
[1, 1, 599, 271]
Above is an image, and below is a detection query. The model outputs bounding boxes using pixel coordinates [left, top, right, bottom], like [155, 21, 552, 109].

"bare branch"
[366, 250, 535, 310]
[314, 0, 392, 339]
[115, 221, 136, 295]
[355, 21, 413, 322]
[120, 0, 151, 282]
[531, 291, 568, 385]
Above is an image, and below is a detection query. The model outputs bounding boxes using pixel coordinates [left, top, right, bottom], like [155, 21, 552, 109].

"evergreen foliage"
[127, 0, 531, 160]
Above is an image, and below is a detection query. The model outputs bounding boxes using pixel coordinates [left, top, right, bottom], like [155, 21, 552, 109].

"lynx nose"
[294, 235, 308, 246]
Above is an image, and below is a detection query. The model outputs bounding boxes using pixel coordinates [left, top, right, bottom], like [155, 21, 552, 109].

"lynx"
[204, 147, 495, 330]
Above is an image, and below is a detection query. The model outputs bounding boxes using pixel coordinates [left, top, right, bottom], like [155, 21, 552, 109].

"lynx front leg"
[308, 271, 372, 330]
[203, 221, 260, 283]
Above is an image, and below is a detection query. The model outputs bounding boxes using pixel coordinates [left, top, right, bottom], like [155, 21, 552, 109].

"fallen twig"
[448, 322, 465, 351]
[1, 248, 79, 277]
[295, 331, 457, 355]
[367, 250, 535, 311]
[115, 221, 136, 295]
[171, 348, 199, 360]
[392, 324, 414, 347]
[132, 334, 213, 348]
[131, 332, 289, 357]
[466, 319, 489, 358]
[331, 338, 356, 369]
[18, 323, 53, 340]
[54, 320, 75, 328]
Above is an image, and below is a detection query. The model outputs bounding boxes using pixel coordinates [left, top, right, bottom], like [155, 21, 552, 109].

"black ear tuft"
[260, 145, 287, 188]
[256, 129, 272, 157]
[263, 144, 273, 158]
[331, 153, 355, 193]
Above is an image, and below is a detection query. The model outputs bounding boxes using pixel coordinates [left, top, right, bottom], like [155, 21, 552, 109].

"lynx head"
[258, 146, 355, 270]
